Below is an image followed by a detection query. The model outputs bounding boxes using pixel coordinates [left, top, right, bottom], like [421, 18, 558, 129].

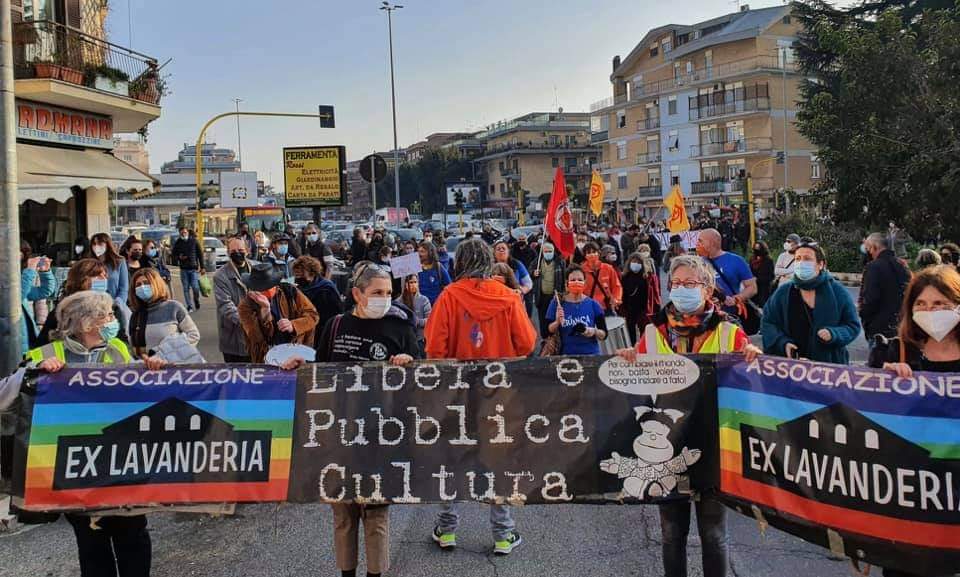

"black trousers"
[222, 353, 251, 363]
[66, 514, 151, 577]
[535, 294, 553, 339]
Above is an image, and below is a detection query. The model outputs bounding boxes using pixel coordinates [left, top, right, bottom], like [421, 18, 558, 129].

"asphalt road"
[0, 272, 865, 577]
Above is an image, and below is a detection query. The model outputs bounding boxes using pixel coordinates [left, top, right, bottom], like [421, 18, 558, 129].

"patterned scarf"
[664, 302, 718, 353]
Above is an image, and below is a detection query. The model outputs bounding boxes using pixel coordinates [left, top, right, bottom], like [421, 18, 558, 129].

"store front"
[15, 99, 155, 265]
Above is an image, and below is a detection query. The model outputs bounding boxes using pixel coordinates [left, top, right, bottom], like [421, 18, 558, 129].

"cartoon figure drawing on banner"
[599, 406, 701, 498]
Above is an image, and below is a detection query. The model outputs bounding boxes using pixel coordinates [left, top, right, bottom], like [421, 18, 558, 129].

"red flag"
[545, 167, 575, 258]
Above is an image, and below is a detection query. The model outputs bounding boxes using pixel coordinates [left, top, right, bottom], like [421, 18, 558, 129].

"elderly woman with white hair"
[617, 255, 759, 577]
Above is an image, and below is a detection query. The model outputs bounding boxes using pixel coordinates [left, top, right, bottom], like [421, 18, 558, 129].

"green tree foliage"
[793, 0, 960, 241]
[376, 149, 474, 216]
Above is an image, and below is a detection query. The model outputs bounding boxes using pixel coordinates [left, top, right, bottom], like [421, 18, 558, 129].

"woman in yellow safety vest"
[617, 254, 760, 577]
[24, 290, 163, 577]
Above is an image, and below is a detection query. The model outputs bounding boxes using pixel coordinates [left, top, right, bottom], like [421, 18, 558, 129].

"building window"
[701, 161, 722, 181]
[500, 183, 505, 194]
[616, 110, 626, 129]
[165, 415, 176, 431]
[808, 419, 819, 439]
[490, 184, 495, 195]
[727, 160, 746, 180]
[649, 43, 658, 57]
[661, 37, 672, 53]
[865, 429, 879, 449]
[668, 130, 679, 152]
[617, 174, 628, 189]
[617, 141, 627, 160]
[670, 165, 680, 185]
[552, 157, 559, 167]
[589, 156, 597, 166]
[673, 62, 681, 81]
[811, 155, 821, 179]
[782, 15, 792, 24]
[835, 424, 848, 445]
[668, 96, 677, 115]
[648, 169, 661, 187]
[139, 416, 150, 432]
[498, 161, 505, 172]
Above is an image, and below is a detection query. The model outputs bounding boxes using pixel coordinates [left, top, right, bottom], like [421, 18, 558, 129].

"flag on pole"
[664, 184, 691, 233]
[588, 169, 604, 217]
[546, 167, 575, 258]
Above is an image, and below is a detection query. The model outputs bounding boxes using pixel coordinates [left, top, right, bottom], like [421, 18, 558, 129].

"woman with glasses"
[760, 241, 861, 364]
[616, 255, 759, 577]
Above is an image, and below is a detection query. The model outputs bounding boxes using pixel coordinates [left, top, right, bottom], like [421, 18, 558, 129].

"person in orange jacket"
[581, 241, 623, 313]
[423, 237, 536, 555]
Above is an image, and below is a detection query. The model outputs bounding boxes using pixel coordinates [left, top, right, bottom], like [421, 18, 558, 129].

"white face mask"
[92, 244, 106, 257]
[783, 242, 792, 251]
[363, 296, 392, 319]
[913, 308, 960, 342]
[74, 245, 84, 255]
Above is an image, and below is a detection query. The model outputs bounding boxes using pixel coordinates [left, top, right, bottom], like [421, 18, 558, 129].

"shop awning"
[17, 143, 157, 204]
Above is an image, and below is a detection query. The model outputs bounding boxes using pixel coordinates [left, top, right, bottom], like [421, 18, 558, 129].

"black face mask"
[230, 251, 247, 265]
[130, 251, 142, 259]
[295, 277, 311, 288]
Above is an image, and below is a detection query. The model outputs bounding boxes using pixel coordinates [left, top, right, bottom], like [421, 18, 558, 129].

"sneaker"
[493, 532, 522, 555]
[432, 526, 456, 549]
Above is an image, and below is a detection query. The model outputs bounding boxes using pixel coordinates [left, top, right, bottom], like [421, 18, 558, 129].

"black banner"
[291, 355, 717, 504]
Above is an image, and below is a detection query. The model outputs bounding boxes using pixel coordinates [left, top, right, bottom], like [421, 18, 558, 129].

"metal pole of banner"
[781, 46, 790, 216]
[194, 110, 330, 240]
[0, 0, 22, 374]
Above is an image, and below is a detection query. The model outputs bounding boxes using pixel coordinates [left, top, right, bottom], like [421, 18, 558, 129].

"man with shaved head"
[695, 228, 757, 316]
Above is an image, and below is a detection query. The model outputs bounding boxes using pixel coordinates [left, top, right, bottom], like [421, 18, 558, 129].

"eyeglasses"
[669, 280, 705, 290]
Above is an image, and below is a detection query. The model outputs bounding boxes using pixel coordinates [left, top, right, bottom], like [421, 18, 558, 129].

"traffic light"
[454, 189, 464, 209]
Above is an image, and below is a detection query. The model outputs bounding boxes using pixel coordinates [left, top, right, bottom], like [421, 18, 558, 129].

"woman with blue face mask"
[128, 268, 201, 363]
[616, 254, 759, 577]
[36, 258, 130, 347]
[760, 240, 861, 364]
[267, 233, 297, 281]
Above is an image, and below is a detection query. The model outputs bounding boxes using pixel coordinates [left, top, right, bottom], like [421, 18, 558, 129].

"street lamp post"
[380, 1, 403, 228]
[233, 97, 243, 167]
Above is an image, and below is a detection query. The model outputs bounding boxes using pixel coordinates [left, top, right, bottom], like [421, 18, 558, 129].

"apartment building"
[406, 132, 483, 163]
[474, 111, 599, 213]
[11, 0, 162, 264]
[592, 5, 819, 218]
[111, 138, 150, 174]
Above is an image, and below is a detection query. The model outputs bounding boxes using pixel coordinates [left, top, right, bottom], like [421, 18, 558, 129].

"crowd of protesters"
[1, 215, 957, 577]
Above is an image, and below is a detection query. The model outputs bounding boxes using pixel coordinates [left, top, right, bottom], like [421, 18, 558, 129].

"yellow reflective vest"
[643, 321, 739, 354]
[25, 338, 132, 365]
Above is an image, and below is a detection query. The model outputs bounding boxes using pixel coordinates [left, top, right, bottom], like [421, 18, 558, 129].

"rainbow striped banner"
[15, 366, 295, 510]
[717, 355, 960, 574]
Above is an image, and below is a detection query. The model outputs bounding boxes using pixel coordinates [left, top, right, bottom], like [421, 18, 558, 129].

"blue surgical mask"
[135, 285, 153, 301]
[794, 261, 818, 281]
[629, 262, 643, 273]
[543, 252, 555, 261]
[277, 244, 288, 256]
[859, 244, 868, 255]
[670, 286, 704, 314]
[307, 233, 319, 243]
[99, 319, 120, 342]
[147, 248, 158, 258]
[90, 278, 109, 293]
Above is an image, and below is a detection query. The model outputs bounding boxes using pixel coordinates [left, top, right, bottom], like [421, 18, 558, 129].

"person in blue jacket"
[761, 240, 861, 364]
[19, 243, 57, 355]
[417, 240, 451, 305]
[88, 232, 128, 302]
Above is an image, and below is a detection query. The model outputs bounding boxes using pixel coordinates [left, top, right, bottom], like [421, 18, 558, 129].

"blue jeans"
[180, 269, 201, 310]
[659, 495, 727, 577]
[436, 503, 515, 541]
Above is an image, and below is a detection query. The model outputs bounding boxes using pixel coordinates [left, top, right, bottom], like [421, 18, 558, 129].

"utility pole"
[0, 0, 21, 374]
[381, 1, 403, 227]
[233, 98, 243, 167]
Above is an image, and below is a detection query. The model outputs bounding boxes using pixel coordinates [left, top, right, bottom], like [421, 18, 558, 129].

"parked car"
[385, 227, 423, 243]
[203, 236, 228, 269]
[511, 225, 544, 240]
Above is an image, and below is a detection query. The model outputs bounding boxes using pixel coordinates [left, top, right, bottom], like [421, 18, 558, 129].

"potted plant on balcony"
[128, 68, 167, 104]
[33, 59, 60, 79]
[85, 64, 130, 96]
[57, 53, 85, 85]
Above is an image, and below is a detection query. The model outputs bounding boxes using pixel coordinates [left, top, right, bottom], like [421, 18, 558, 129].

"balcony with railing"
[564, 165, 592, 176]
[636, 116, 660, 132]
[638, 185, 663, 198]
[689, 137, 774, 158]
[591, 130, 608, 144]
[590, 55, 796, 112]
[688, 84, 770, 121]
[478, 140, 598, 159]
[500, 166, 521, 179]
[636, 151, 661, 165]
[12, 19, 162, 132]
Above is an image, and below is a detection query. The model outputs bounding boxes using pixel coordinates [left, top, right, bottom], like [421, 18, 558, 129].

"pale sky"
[107, 0, 799, 186]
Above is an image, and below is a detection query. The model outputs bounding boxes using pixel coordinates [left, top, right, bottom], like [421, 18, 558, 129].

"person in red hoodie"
[581, 241, 623, 314]
[423, 238, 536, 555]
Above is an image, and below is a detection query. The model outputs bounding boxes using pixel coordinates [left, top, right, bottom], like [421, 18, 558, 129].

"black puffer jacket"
[859, 249, 911, 337]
